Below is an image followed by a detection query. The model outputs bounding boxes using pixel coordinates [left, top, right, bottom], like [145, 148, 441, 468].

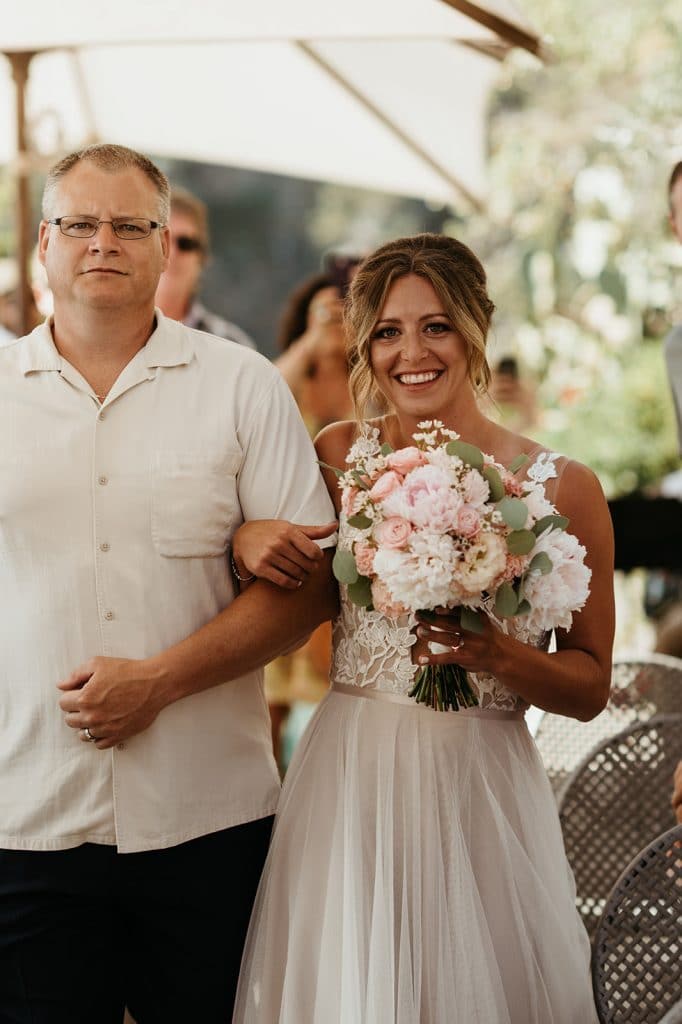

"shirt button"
[98, 475, 108, 486]
[99, 411, 106, 421]
[104, 610, 115, 621]
[100, 542, 110, 552]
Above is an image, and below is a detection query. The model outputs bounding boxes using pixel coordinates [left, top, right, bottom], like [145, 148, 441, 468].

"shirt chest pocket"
[151, 450, 241, 558]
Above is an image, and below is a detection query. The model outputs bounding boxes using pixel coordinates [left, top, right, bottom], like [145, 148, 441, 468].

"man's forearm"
[150, 551, 338, 707]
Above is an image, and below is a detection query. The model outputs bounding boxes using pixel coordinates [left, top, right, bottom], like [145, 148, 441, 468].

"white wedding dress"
[233, 443, 598, 1024]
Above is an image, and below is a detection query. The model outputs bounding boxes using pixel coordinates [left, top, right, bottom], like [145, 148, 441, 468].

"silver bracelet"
[230, 550, 256, 583]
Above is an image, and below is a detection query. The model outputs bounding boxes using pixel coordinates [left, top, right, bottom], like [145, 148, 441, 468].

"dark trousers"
[0, 816, 273, 1024]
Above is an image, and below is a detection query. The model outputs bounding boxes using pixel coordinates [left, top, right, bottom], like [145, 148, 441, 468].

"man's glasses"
[174, 235, 203, 253]
[48, 217, 162, 240]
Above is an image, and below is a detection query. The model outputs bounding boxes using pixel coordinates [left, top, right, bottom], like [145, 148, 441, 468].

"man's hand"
[57, 657, 167, 749]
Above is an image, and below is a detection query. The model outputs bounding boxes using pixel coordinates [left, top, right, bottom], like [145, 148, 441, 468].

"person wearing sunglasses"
[155, 184, 255, 348]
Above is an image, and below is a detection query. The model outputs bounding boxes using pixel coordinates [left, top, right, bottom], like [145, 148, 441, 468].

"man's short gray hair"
[42, 144, 171, 223]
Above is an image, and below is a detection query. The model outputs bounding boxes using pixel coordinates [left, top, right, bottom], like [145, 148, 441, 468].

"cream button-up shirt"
[0, 311, 336, 853]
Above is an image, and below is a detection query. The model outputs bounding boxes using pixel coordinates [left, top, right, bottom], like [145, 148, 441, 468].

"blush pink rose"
[369, 470, 403, 502]
[371, 578, 409, 618]
[387, 446, 427, 474]
[457, 504, 481, 538]
[374, 516, 412, 550]
[354, 541, 376, 576]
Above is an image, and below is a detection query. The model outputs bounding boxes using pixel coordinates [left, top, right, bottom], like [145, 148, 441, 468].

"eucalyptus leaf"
[332, 549, 358, 585]
[460, 606, 485, 634]
[346, 513, 372, 530]
[380, 443, 393, 455]
[483, 464, 505, 501]
[445, 440, 484, 470]
[506, 529, 536, 555]
[532, 514, 569, 536]
[495, 582, 519, 617]
[529, 551, 553, 575]
[317, 459, 344, 479]
[351, 470, 370, 491]
[516, 599, 531, 615]
[347, 575, 373, 608]
[497, 496, 528, 530]
[509, 453, 530, 474]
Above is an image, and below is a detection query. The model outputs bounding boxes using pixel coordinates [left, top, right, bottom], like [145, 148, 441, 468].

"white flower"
[346, 427, 381, 464]
[522, 482, 555, 526]
[373, 532, 460, 610]
[523, 529, 591, 633]
[461, 468, 490, 508]
[456, 531, 507, 595]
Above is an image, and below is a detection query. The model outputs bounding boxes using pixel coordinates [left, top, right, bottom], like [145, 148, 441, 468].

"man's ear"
[37, 220, 50, 266]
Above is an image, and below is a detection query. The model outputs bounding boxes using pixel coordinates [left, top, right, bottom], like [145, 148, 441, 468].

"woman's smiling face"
[369, 273, 470, 420]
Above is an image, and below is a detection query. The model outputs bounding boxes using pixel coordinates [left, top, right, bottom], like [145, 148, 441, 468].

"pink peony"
[387, 446, 428, 474]
[369, 470, 403, 502]
[374, 516, 412, 550]
[371, 578, 409, 618]
[456, 504, 481, 538]
[354, 541, 376, 576]
[383, 465, 462, 532]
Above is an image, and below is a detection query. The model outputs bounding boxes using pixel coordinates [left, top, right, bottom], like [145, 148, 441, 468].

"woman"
[232, 234, 614, 1023]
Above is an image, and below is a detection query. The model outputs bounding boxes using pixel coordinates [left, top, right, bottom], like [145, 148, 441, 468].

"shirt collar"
[18, 308, 195, 376]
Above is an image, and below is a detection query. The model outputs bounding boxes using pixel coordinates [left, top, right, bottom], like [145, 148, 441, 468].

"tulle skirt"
[233, 688, 597, 1024]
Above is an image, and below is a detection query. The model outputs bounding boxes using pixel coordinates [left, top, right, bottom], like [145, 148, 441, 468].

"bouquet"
[328, 421, 591, 712]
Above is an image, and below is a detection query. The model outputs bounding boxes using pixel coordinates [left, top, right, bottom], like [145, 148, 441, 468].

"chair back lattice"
[592, 824, 682, 1024]
[557, 714, 682, 941]
[535, 655, 682, 796]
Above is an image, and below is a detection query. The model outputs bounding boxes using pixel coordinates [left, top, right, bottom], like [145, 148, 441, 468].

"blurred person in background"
[487, 354, 538, 432]
[155, 185, 255, 348]
[266, 257, 358, 769]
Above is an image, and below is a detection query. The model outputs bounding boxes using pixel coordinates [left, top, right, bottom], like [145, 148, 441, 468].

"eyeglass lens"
[58, 217, 155, 239]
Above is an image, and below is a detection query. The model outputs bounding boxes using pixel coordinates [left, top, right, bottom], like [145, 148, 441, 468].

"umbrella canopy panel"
[1, 41, 497, 205]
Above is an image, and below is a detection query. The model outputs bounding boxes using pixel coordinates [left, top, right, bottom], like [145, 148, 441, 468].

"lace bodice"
[329, 430, 563, 711]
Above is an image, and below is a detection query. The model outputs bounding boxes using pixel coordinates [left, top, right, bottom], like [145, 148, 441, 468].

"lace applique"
[527, 450, 560, 484]
[331, 598, 418, 694]
[346, 424, 381, 466]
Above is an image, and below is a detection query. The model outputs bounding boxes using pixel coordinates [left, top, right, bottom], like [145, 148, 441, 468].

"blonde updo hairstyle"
[346, 233, 495, 420]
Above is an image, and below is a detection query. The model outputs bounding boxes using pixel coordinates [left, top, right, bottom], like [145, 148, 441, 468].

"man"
[666, 160, 682, 454]
[0, 144, 337, 1024]
[155, 184, 255, 347]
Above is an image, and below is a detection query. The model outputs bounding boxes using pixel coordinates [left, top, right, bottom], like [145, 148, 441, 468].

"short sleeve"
[236, 371, 337, 545]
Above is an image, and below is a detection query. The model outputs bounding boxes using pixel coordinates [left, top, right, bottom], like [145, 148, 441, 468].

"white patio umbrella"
[1, 0, 545, 331]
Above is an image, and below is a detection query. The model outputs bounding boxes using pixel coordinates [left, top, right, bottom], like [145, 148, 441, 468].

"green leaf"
[347, 575, 373, 607]
[332, 549, 358, 584]
[351, 470, 370, 491]
[509, 453, 530, 474]
[483, 464, 505, 501]
[497, 496, 528, 530]
[380, 443, 393, 455]
[532, 514, 569, 536]
[445, 440, 484, 470]
[317, 459, 344, 479]
[506, 529, 536, 555]
[529, 551, 553, 575]
[460, 606, 485, 634]
[346, 513, 372, 530]
[516, 599, 531, 615]
[495, 582, 519, 617]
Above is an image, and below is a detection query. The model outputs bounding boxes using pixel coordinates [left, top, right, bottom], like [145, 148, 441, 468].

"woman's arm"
[416, 461, 615, 721]
[231, 421, 355, 589]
